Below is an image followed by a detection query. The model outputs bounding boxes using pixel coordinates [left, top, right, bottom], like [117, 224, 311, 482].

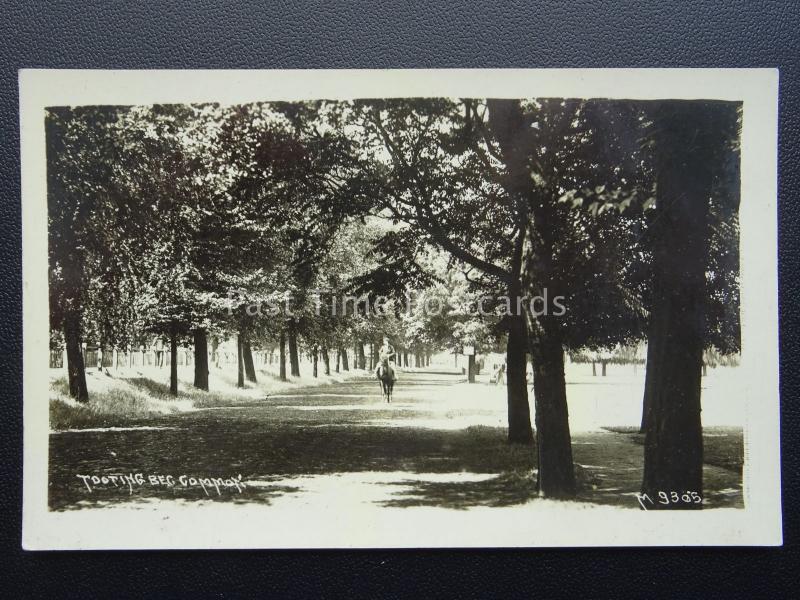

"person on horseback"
[375, 337, 397, 382]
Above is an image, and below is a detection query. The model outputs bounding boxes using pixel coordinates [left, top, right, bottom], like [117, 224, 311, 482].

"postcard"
[20, 68, 781, 548]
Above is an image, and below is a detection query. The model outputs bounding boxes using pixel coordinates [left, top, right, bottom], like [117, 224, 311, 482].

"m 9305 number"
[636, 491, 702, 510]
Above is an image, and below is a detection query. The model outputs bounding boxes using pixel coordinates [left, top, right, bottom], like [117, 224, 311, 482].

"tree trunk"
[641, 288, 704, 508]
[322, 346, 331, 376]
[640, 102, 728, 509]
[193, 328, 209, 391]
[506, 314, 534, 444]
[357, 342, 366, 370]
[237, 333, 245, 388]
[467, 354, 476, 383]
[530, 327, 576, 498]
[279, 329, 287, 381]
[601, 361, 607, 376]
[63, 311, 88, 402]
[488, 99, 580, 490]
[312, 347, 318, 378]
[169, 323, 178, 396]
[340, 347, 349, 371]
[640, 340, 658, 432]
[243, 335, 257, 383]
[592, 361, 597, 376]
[288, 321, 300, 377]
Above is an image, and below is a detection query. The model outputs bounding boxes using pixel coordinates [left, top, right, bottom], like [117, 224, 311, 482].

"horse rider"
[375, 337, 397, 381]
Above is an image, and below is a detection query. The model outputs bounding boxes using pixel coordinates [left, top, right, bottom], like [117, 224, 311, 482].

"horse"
[376, 359, 395, 403]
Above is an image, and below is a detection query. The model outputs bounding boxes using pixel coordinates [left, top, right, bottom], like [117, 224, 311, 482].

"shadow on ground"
[48, 372, 744, 512]
[378, 471, 538, 509]
[49, 417, 537, 511]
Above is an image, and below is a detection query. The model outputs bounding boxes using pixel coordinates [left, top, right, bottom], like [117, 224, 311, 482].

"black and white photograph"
[20, 69, 781, 548]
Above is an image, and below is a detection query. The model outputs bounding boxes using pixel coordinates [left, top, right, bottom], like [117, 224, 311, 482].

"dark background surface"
[1, 1, 797, 597]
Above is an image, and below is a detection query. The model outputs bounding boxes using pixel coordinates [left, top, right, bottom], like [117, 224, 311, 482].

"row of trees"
[48, 97, 741, 506]
[48, 103, 441, 394]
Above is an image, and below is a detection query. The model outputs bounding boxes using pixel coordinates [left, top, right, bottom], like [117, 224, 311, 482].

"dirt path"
[48, 370, 743, 512]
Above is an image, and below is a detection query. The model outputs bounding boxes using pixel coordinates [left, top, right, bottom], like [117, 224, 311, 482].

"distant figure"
[375, 337, 396, 403]
[494, 362, 506, 386]
[375, 337, 397, 381]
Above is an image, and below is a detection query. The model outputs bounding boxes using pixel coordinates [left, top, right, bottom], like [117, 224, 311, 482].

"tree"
[214, 100, 374, 384]
[352, 98, 652, 483]
[639, 152, 742, 431]
[483, 98, 649, 495]
[639, 101, 741, 508]
[352, 99, 536, 443]
[113, 104, 215, 396]
[486, 98, 654, 497]
[47, 106, 133, 401]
